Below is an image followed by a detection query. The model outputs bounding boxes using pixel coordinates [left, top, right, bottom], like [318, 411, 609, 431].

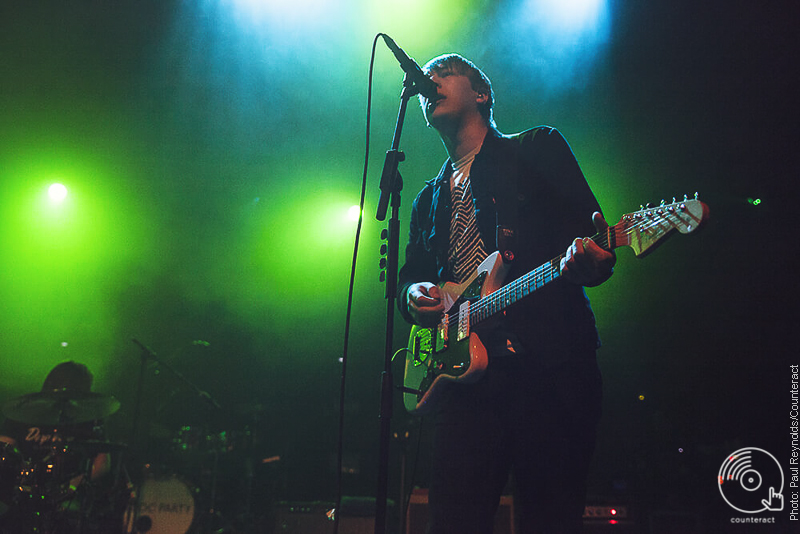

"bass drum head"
[126, 475, 195, 534]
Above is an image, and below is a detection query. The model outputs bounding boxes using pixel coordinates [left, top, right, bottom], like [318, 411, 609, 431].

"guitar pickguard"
[403, 255, 503, 414]
[404, 324, 478, 413]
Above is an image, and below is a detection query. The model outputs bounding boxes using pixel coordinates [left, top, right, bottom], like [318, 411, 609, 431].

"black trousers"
[427, 355, 602, 534]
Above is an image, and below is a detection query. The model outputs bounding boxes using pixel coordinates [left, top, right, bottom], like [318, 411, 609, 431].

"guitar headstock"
[613, 194, 709, 257]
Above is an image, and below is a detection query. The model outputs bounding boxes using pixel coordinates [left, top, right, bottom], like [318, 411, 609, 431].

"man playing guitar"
[397, 53, 615, 534]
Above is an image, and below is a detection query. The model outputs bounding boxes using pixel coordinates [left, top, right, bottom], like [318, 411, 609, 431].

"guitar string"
[466, 213, 669, 321]
[464, 210, 691, 324]
[440, 211, 685, 331]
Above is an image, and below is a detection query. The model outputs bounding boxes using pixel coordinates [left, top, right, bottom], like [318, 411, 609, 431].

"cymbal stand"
[131, 339, 224, 533]
[73, 453, 98, 534]
[202, 440, 223, 534]
[243, 413, 258, 523]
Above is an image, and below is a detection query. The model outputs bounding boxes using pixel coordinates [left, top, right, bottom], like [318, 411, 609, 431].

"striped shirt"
[448, 146, 486, 283]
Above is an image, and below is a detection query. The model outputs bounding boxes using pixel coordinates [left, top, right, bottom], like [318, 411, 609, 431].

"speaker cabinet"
[274, 501, 374, 534]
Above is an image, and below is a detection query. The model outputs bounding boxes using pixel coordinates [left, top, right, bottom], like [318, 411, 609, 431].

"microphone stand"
[373, 74, 418, 534]
[132, 339, 221, 412]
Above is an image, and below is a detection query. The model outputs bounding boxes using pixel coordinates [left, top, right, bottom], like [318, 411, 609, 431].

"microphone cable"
[333, 33, 381, 534]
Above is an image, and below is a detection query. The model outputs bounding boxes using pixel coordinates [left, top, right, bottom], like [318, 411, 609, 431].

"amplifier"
[405, 491, 635, 534]
[405, 490, 515, 534]
[583, 504, 629, 520]
[274, 501, 374, 534]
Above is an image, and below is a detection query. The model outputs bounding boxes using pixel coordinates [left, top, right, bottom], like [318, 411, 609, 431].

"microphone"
[381, 34, 438, 100]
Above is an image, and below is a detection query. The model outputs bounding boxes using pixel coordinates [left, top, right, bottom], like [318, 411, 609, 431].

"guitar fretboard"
[445, 197, 706, 330]
[468, 229, 610, 326]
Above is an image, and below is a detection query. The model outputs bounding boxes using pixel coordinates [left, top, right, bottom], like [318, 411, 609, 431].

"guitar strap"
[493, 141, 522, 265]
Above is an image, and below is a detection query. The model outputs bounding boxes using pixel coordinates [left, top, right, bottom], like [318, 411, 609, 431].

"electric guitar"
[403, 195, 709, 415]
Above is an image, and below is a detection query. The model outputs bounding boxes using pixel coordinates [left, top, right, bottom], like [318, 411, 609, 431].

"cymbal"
[3, 390, 120, 425]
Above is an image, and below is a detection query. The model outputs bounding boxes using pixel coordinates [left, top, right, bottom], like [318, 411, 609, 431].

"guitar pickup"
[457, 301, 470, 342]
[436, 314, 449, 352]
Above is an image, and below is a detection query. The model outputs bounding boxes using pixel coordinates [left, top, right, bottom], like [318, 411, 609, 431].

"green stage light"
[48, 183, 68, 203]
[348, 205, 361, 222]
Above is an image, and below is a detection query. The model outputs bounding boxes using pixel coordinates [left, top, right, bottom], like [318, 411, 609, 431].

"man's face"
[422, 68, 482, 128]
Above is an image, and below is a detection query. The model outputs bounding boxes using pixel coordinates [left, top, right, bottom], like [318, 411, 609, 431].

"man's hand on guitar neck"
[560, 211, 617, 287]
[407, 282, 445, 326]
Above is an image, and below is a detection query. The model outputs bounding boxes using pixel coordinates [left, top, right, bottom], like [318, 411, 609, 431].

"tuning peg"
[683, 194, 688, 201]
[694, 192, 699, 200]
[660, 199, 665, 206]
[672, 197, 676, 204]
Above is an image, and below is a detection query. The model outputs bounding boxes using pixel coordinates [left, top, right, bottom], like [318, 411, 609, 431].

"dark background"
[0, 0, 795, 531]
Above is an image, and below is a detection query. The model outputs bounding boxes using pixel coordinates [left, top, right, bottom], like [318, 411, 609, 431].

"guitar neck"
[469, 230, 608, 326]
[468, 196, 708, 326]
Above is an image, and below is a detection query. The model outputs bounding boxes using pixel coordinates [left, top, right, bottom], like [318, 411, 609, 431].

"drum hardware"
[171, 426, 232, 456]
[4, 443, 136, 534]
[2, 355, 271, 534]
[129, 339, 231, 534]
[69, 445, 110, 534]
[1, 387, 127, 533]
[2, 345, 273, 534]
[164, 425, 244, 534]
[0, 441, 24, 518]
[126, 340, 281, 533]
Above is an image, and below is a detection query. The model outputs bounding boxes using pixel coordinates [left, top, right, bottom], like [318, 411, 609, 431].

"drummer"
[0, 361, 111, 486]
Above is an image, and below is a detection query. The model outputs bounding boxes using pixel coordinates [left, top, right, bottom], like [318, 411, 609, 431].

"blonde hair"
[422, 54, 495, 128]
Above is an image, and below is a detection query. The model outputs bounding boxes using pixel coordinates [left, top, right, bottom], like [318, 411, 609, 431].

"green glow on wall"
[0, 144, 158, 394]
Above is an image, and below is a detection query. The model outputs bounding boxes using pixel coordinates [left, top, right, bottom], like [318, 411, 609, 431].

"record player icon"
[718, 447, 784, 513]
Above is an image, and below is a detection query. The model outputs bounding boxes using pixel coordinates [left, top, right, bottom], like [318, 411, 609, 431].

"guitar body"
[403, 252, 509, 415]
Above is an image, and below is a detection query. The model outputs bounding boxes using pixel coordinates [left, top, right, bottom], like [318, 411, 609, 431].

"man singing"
[398, 54, 615, 533]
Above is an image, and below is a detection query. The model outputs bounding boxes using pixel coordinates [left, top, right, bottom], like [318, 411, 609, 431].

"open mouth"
[427, 95, 444, 110]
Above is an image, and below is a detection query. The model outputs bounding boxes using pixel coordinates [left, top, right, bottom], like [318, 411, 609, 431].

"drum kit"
[0, 386, 267, 533]
[0, 389, 126, 533]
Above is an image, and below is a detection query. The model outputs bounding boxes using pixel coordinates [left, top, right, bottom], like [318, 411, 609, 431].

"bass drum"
[125, 475, 196, 534]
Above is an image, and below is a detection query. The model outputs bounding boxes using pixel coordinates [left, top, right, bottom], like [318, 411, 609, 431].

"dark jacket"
[398, 126, 603, 363]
